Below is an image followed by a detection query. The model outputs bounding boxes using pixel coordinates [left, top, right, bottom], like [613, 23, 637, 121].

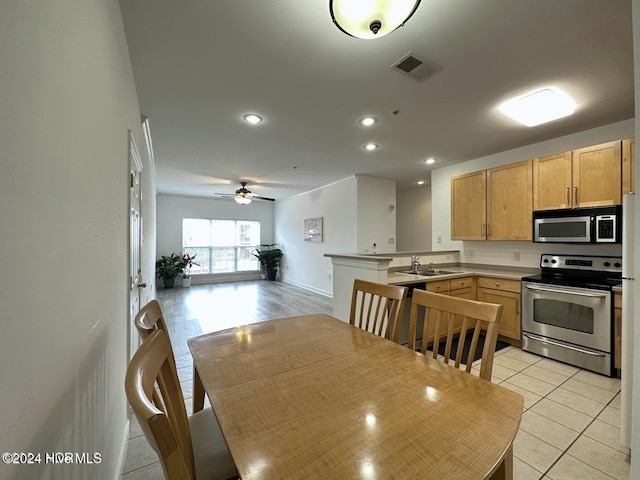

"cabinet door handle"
[566, 187, 570, 206]
[574, 186, 578, 205]
[482, 223, 486, 237]
[495, 282, 500, 287]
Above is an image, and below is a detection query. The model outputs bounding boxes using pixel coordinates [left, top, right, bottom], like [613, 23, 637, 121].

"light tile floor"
[121, 282, 630, 479]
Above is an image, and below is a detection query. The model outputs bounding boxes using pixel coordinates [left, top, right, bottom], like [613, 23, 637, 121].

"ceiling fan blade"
[213, 193, 235, 197]
[251, 195, 276, 202]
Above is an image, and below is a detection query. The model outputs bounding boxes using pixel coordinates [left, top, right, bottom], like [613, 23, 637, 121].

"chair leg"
[193, 366, 205, 413]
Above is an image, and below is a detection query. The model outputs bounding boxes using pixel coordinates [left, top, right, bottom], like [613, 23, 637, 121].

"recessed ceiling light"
[499, 88, 575, 127]
[364, 143, 379, 151]
[243, 113, 263, 125]
[424, 158, 437, 165]
[359, 117, 377, 126]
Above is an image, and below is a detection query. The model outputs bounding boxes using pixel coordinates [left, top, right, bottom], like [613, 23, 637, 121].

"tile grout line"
[509, 362, 624, 479]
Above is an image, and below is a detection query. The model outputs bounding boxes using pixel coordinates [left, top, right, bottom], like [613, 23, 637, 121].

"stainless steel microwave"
[533, 205, 622, 243]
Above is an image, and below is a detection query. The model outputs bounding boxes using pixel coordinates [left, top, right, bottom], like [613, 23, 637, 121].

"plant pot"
[266, 268, 278, 281]
[163, 278, 175, 288]
[182, 276, 192, 288]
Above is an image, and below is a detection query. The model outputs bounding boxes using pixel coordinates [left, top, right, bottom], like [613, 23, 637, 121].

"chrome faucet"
[410, 256, 421, 273]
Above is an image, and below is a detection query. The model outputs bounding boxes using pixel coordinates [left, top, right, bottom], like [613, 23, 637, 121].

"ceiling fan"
[214, 182, 275, 205]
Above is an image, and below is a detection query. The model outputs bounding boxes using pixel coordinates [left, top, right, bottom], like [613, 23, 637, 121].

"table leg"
[489, 443, 513, 480]
[193, 365, 205, 413]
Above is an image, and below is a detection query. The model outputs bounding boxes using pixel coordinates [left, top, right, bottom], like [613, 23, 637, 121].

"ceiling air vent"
[391, 51, 441, 82]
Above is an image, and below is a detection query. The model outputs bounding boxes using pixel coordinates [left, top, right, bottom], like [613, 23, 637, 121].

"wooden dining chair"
[350, 279, 408, 342]
[135, 299, 170, 341]
[408, 289, 503, 381]
[125, 329, 238, 480]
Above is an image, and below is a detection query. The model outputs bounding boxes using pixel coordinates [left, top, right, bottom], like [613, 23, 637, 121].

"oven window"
[533, 299, 594, 334]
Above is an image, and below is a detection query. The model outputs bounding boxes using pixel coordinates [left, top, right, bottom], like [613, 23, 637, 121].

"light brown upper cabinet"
[451, 170, 486, 240]
[534, 141, 621, 211]
[623, 137, 635, 195]
[451, 161, 532, 241]
[573, 141, 622, 207]
[486, 160, 533, 240]
[533, 151, 572, 210]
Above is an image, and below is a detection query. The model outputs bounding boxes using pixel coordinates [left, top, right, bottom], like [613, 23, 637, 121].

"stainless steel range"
[521, 254, 621, 377]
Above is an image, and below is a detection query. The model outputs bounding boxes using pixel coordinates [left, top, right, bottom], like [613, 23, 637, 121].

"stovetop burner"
[522, 254, 622, 291]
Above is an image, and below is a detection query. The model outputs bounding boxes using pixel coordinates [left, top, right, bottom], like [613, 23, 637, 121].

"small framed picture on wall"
[304, 217, 323, 243]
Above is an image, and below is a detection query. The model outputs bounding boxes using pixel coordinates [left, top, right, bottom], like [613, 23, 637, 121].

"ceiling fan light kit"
[330, 0, 421, 39]
[215, 182, 276, 204]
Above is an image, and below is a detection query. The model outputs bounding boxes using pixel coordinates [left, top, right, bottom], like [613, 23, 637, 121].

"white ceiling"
[120, 0, 633, 201]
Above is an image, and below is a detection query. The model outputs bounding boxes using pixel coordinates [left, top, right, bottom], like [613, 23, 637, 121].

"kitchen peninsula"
[325, 251, 539, 345]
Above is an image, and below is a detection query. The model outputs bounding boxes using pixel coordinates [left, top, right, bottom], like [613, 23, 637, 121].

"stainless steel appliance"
[621, 193, 634, 447]
[521, 254, 621, 377]
[533, 205, 621, 244]
[397, 282, 426, 346]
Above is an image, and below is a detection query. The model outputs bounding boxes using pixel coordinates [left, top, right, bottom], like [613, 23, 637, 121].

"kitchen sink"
[401, 270, 461, 276]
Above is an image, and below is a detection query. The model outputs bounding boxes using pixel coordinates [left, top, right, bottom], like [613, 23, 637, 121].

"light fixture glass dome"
[235, 194, 252, 205]
[330, 0, 421, 39]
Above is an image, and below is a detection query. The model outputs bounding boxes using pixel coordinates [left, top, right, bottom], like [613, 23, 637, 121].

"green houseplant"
[155, 253, 184, 288]
[252, 244, 283, 281]
[178, 252, 200, 287]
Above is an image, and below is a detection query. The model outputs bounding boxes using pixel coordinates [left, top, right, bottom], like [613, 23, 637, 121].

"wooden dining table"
[188, 314, 523, 480]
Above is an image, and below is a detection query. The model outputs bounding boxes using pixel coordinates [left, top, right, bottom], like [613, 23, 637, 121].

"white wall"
[431, 119, 634, 268]
[0, 1, 153, 479]
[356, 175, 397, 254]
[396, 186, 432, 251]
[275, 177, 358, 296]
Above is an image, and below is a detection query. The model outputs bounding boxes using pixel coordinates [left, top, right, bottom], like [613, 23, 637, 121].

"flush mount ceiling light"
[330, 0, 421, 39]
[424, 158, 437, 165]
[359, 116, 377, 126]
[364, 143, 379, 151]
[243, 113, 263, 125]
[499, 88, 575, 127]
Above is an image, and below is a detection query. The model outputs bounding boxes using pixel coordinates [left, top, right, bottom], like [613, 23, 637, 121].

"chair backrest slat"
[408, 290, 503, 381]
[350, 279, 408, 342]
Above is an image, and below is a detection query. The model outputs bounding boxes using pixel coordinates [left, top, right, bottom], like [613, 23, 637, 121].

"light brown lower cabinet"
[476, 277, 522, 343]
[423, 277, 475, 346]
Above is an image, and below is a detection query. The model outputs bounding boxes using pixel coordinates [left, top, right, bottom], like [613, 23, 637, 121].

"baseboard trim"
[282, 278, 333, 298]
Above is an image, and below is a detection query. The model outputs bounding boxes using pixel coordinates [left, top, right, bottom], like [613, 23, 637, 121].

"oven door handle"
[523, 333, 606, 357]
[523, 284, 608, 299]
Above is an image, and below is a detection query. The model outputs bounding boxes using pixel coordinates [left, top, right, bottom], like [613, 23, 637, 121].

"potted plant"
[252, 244, 283, 281]
[179, 252, 199, 287]
[155, 253, 183, 288]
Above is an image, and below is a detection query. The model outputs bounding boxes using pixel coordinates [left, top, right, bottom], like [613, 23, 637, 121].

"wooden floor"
[154, 280, 333, 358]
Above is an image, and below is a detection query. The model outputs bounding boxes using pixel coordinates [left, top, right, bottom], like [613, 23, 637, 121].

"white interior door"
[128, 130, 144, 360]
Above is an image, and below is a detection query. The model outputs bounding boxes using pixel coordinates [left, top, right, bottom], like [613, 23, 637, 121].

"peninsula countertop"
[387, 265, 539, 285]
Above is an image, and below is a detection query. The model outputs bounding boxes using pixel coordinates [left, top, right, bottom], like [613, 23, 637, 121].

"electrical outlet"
[446, 255, 452, 260]
[436, 235, 442, 244]
[467, 249, 475, 259]
[513, 252, 521, 261]
[388, 237, 394, 244]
